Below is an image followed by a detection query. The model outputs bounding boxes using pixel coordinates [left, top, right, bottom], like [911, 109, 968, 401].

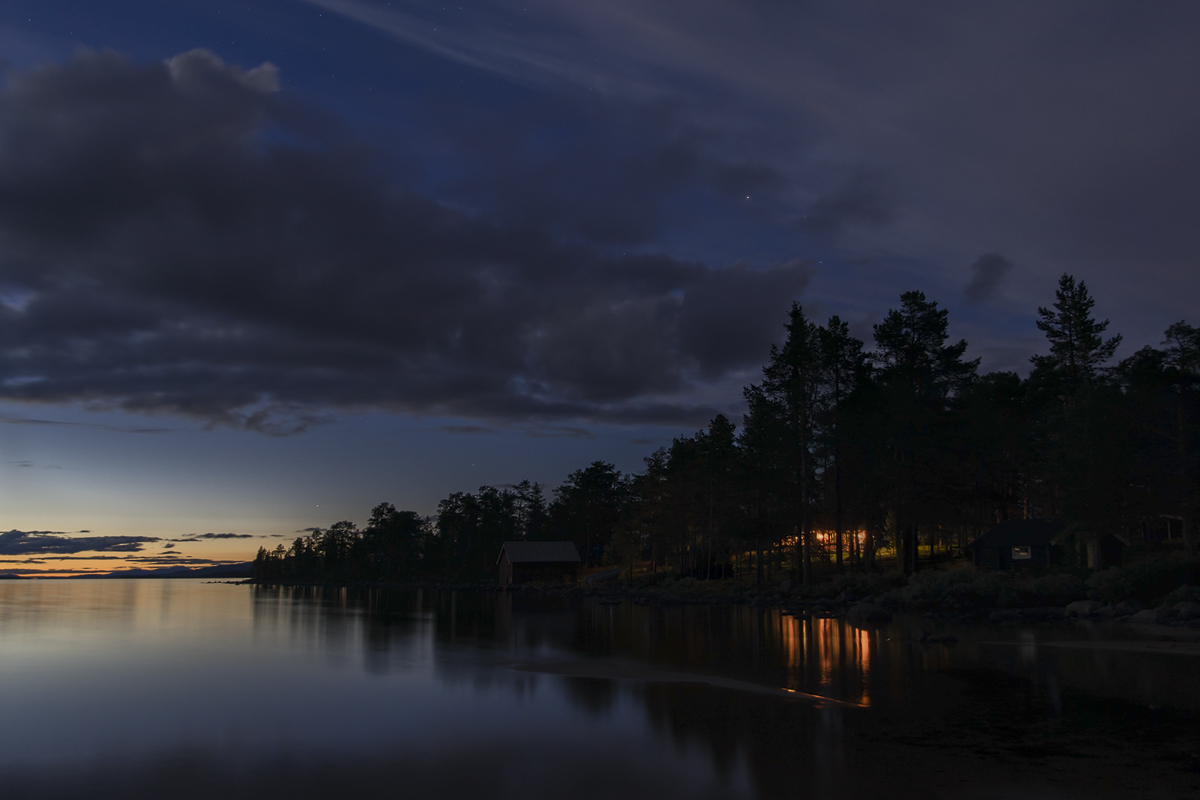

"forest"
[253, 274, 1199, 587]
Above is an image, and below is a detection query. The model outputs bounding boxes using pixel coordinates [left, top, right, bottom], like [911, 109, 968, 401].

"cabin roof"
[497, 541, 581, 565]
[967, 519, 1065, 549]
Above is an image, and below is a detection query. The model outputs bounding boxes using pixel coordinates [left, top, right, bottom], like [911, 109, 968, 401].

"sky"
[1, 1, 1198, 575]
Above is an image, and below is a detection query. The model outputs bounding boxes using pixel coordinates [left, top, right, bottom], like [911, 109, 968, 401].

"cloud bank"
[0, 49, 811, 432]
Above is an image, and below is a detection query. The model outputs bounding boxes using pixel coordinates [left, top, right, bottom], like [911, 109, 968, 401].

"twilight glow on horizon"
[2, 1, 1198, 576]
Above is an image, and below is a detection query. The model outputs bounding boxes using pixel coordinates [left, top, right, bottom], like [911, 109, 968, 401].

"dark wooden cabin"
[968, 519, 1064, 571]
[497, 541, 581, 585]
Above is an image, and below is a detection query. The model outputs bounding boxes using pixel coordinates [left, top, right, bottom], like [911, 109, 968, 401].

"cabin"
[968, 519, 1064, 571]
[497, 541, 581, 585]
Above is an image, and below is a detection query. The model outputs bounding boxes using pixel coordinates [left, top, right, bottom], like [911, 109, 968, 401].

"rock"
[1115, 599, 1146, 615]
[835, 590, 857, 603]
[989, 609, 1020, 623]
[1174, 601, 1200, 620]
[583, 568, 624, 584]
[1095, 604, 1121, 618]
[847, 602, 892, 623]
[1127, 609, 1160, 624]
[779, 579, 792, 592]
[1065, 600, 1100, 617]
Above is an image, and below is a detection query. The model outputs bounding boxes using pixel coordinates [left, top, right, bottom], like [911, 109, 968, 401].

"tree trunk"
[801, 523, 811, 588]
[756, 537, 763, 586]
[834, 453, 844, 573]
[1181, 391, 1197, 559]
[911, 522, 920, 573]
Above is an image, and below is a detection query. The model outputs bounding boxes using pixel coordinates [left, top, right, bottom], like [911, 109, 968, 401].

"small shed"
[497, 541, 581, 585]
[968, 519, 1064, 571]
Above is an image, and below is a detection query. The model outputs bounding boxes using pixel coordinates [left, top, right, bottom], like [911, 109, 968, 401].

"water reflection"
[2, 581, 1197, 799]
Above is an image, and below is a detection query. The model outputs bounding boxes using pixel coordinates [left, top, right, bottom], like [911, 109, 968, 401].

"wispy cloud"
[0, 412, 171, 434]
[171, 532, 254, 541]
[439, 425, 499, 435]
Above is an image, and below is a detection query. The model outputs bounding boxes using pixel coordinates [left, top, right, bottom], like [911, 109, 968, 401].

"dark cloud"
[796, 173, 894, 237]
[0, 555, 124, 562]
[439, 425, 499, 435]
[294, 528, 323, 534]
[162, 543, 176, 549]
[0, 530, 160, 555]
[174, 533, 253, 540]
[125, 555, 240, 565]
[964, 253, 1014, 305]
[0, 49, 811, 432]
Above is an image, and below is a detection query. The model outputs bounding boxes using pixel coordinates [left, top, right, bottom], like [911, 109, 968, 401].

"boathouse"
[497, 541, 581, 585]
[967, 519, 1063, 571]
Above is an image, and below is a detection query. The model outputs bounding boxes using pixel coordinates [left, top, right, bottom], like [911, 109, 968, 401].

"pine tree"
[873, 291, 977, 573]
[1031, 274, 1121, 385]
[818, 316, 867, 571]
[744, 303, 823, 587]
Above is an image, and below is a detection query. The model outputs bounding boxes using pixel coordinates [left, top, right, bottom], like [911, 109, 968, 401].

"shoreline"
[247, 578, 1200, 631]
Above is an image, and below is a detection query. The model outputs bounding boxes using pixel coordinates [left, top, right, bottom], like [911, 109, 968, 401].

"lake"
[1, 580, 1197, 799]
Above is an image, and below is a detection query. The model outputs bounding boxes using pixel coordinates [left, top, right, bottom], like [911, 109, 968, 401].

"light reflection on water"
[0, 580, 1197, 799]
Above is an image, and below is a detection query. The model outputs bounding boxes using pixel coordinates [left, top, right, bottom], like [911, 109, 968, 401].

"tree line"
[254, 274, 1199, 587]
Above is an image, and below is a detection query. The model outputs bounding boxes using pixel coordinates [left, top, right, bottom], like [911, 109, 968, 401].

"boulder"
[583, 568, 624, 584]
[1115, 599, 1146, 615]
[1173, 601, 1200, 620]
[1065, 600, 1100, 617]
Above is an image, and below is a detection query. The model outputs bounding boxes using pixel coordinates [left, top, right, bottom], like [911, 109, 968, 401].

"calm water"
[0, 580, 1196, 799]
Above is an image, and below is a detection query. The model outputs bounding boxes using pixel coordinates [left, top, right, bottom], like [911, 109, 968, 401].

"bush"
[1161, 584, 1200, 606]
[1086, 557, 1200, 605]
[806, 570, 906, 600]
[874, 568, 1085, 610]
[1014, 573, 1087, 607]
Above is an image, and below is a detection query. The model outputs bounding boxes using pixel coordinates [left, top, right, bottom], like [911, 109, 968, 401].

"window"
[1012, 546, 1032, 560]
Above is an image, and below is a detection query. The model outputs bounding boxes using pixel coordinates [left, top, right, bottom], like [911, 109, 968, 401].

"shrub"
[1014, 573, 1087, 607]
[806, 570, 906, 600]
[1161, 584, 1200, 606]
[1086, 557, 1200, 605]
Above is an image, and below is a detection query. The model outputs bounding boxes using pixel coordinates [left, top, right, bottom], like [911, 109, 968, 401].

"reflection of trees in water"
[566, 603, 879, 706]
[259, 589, 1149, 798]
[252, 584, 883, 698]
[638, 682, 845, 799]
[248, 589, 914, 798]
